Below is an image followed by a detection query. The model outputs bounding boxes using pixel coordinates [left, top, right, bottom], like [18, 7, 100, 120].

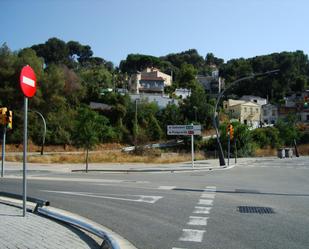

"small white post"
[191, 124, 194, 168]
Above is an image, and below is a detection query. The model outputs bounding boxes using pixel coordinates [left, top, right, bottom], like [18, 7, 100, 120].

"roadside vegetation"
[1, 38, 309, 163]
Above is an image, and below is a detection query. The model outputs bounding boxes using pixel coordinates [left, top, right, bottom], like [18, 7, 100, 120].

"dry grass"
[254, 144, 309, 157]
[4, 150, 207, 164]
[254, 147, 277, 157]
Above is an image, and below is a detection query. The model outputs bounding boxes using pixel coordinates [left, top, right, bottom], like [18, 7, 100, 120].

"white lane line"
[179, 229, 205, 242]
[41, 190, 162, 204]
[158, 186, 176, 190]
[198, 199, 213, 206]
[200, 193, 215, 199]
[193, 206, 212, 214]
[172, 248, 187, 249]
[13, 176, 149, 184]
[187, 216, 208, 226]
[22, 76, 35, 87]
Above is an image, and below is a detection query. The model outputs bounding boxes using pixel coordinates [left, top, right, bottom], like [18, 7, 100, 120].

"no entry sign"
[19, 65, 37, 217]
[20, 65, 36, 98]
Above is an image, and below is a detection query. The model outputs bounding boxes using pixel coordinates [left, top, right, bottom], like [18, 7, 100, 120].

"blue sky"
[1, 0, 308, 66]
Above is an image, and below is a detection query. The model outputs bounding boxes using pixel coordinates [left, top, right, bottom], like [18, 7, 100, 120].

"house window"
[272, 110, 276, 116]
[244, 107, 247, 112]
[250, 107, 253, 114]
[263, 110, 267, 116]
[256, 108, 259, 113]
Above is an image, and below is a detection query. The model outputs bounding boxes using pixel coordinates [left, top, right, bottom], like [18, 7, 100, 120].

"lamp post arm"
[30, 110, 47, 155]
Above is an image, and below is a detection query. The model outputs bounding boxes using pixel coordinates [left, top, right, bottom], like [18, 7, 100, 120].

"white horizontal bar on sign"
[167, 125, 201, 131]
[23, 76, 35, 87]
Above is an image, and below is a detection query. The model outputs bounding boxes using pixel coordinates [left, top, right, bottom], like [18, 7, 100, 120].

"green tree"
[72, 107, 108, 172]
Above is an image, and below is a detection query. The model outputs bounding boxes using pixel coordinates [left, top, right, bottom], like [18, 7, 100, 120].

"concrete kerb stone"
[0, 201, 100, 249]
[71, 160, 236, 173]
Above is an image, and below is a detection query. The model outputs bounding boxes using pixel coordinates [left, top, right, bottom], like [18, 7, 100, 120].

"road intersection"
[1, 157, 309, 249]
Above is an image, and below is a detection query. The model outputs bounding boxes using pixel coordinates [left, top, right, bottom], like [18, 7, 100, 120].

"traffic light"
[0, 107, 7, 125]
[304, 96, 308, 109]
[226, 123, 234, 140]
[6, 110, 12, 129]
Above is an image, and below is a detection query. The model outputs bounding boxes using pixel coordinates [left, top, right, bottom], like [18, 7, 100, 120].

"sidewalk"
[1, 157, 263, 175]
[0, 202, 100, 249]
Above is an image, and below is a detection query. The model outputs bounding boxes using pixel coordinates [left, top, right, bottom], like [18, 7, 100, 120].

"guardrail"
[0, 191, 49, 212]
[0, 192, 122, 249]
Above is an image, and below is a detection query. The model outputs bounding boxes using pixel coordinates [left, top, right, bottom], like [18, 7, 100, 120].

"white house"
[129, 93, 178, 109]
[223, 99, 261, 128]
[174, 88, 191, 99]
[240, 95, 267, 106]
[129, 68, 172, 94]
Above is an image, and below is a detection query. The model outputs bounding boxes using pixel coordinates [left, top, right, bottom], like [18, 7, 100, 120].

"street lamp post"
[214, 70, 280, 166]
[30, 110, 47, 155]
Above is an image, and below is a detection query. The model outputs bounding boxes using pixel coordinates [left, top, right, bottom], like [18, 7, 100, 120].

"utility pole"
[135, 99, 138, 150]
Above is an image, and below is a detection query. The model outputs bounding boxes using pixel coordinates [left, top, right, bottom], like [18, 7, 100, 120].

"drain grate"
[238, 206, 275, 214]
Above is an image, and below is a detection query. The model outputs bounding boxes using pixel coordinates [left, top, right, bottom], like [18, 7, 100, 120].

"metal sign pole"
[234, 138, 237, 164]
[191, 123, 194, 168]
[191, 133, 194, 168]
[1, 126, 6, 177]
[23, 97, 28, 217]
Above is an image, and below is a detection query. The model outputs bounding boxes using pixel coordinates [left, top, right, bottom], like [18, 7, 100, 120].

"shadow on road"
[173, 188, 309, 197]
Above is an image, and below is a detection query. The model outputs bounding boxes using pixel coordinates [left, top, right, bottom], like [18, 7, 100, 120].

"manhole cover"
[237, 206, 275, 214]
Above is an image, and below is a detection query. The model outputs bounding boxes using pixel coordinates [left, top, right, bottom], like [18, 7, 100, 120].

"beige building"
[129, 68, 172, 94]
[223, 99, 261, 128]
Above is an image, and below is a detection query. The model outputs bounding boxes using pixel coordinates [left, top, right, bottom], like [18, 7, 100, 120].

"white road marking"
[158, 186, 176, 190]
[179, 229, 205, 242]
[41, 190, 162, 204]
[22, 76, 35, 87]
[200, 193, 215, 199]
[172, 248, 187, 249]
[193, 206, 212, 214]
[204, 186, 216, 192]
[10, 176, 149, 184]
[198, 199, 213, 206]
[187, 216, 208, 226]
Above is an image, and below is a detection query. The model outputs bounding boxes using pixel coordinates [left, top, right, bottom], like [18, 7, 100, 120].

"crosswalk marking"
[187, 216, 208, 226]
[198, 199, 213, 206]
[201, 193, 215, 199]
[158, 186, 176, 190]
[179, 229, 205, 242]
[204, 186, 217, 192]
[193, 206, 212, 214]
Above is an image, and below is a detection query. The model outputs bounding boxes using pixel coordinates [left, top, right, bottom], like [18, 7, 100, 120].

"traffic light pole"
[227, 131, 230, 166]
[1, 126, 6, 177]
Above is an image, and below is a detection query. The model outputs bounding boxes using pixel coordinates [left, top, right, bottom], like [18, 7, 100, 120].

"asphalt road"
[1, 157, 309, 249]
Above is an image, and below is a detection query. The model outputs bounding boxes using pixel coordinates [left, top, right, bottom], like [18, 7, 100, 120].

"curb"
[71, 164, 236, 173]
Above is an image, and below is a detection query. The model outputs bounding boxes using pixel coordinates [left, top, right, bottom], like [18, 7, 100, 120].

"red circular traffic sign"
[20, 65, 37, 98]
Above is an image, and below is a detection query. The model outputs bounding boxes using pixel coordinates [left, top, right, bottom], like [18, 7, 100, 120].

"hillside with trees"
[1, 37, 309, 155]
